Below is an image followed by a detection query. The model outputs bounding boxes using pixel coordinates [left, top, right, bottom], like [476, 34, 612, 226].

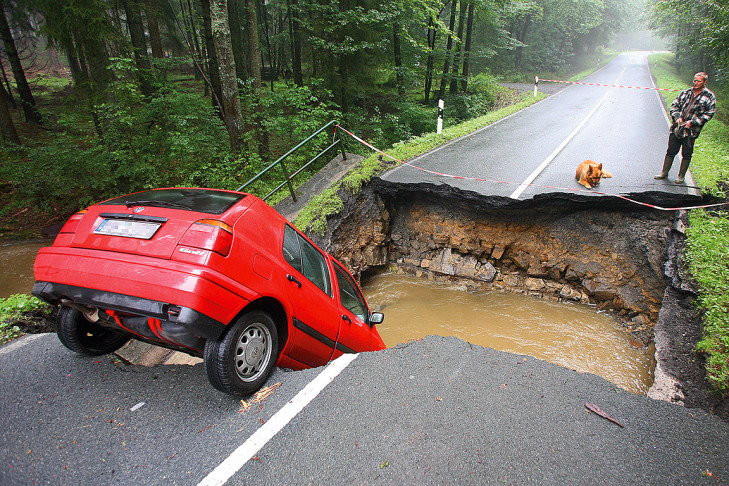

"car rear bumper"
[33, 247, 257, 345]
[33, 281, 225, 338]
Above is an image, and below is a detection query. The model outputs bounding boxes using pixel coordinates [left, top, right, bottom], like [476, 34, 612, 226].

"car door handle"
[342, 314, 351, 323]
[286, 274, 302, 288]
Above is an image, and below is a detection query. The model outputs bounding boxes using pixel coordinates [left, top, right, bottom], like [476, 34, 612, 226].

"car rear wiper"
[125, 200, 193, 210]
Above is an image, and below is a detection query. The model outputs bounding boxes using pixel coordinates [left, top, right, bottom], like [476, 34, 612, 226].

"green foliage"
[0, 294, 51, 345]
[649, 0, 728, 77]
[2, 129, 115, 213]
[493, 0, 631, 73]
[1, 60, 230, 215]
[687, 210, 729, 393]
[29, 74, 72, 92]
[259, 84, 342, 155]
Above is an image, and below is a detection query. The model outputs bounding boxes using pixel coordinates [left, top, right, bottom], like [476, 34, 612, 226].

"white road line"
[0, 333, 47, 356]
[197, 353, 359, 486]
[509, 59, 631, 200]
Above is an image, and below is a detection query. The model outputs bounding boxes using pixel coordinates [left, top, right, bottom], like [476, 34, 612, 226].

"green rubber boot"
[674, 158, 690, 184]
[654, 155, 673, 180]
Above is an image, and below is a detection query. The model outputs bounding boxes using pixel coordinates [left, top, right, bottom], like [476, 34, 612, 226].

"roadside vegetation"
[650, 53, 729, 395]
[0, 294, 52, 345]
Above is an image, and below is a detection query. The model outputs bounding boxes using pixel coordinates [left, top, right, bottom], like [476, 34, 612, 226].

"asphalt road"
[2, 334, 727, 485]
[382, 52, 700, 200]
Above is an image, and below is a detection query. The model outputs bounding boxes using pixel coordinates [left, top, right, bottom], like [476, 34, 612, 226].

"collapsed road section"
[307, 178, 727, 419]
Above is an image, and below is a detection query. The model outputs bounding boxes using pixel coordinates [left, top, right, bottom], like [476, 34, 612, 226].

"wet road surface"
[1, 334, 727, 485]
[381, 52, 699, 201]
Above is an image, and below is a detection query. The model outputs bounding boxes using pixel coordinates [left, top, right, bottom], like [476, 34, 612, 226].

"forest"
[0, 0, 726, 231]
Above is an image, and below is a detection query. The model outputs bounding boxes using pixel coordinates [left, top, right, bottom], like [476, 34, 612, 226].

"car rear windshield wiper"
[125, 200, 194, 211]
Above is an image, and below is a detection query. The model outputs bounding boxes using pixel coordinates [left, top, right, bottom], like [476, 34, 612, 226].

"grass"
[650, 52, 729, 394]
[0, 294, 51, 345]
[293, 91, 548, 234]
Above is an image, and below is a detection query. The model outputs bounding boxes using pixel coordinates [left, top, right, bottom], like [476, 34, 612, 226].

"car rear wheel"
[56, 306, 130, 356]
[204, 311, 279, 396]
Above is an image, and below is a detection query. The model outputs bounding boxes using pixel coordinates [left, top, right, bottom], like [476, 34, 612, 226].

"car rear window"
[100, 189, 245, 215]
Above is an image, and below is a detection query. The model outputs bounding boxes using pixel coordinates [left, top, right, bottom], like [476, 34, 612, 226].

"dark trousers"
[666, 131, 695, 161]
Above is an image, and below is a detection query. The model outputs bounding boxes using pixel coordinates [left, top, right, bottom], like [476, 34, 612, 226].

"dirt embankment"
[308, 179, 728, 419]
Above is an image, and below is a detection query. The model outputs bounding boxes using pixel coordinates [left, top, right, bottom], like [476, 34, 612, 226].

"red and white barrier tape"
[538, 78, 681, 92]
[335, 125, 728, 212]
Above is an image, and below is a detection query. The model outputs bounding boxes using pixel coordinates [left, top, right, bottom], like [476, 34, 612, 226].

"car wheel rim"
[234, 323, 272, 382]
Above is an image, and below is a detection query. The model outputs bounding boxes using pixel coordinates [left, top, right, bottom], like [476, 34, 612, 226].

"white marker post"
[437, 99, 444, 134]
[534, 76, 539, 97]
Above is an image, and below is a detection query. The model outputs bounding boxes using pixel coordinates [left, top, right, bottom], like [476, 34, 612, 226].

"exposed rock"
[491, 245, 505, 260]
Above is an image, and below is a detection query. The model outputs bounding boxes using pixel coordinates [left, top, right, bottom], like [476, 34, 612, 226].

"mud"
[309, 179, 728, 419]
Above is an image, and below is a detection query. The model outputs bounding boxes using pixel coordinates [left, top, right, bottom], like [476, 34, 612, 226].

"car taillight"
[59, 210, 88, 234]
[178, 219, 234, 256]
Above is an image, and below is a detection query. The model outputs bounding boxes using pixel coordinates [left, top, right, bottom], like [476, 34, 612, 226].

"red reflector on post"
[178, 219, 233, 256]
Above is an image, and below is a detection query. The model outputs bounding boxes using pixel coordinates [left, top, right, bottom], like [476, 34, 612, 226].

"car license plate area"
[94, 218, 161, 239]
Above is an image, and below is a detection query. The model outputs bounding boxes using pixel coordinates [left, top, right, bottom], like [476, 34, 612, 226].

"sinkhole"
[313, 181, 687, 395]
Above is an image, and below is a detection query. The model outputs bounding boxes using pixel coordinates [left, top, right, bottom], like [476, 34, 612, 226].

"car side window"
[283, 225, 331, 296]
[283, 225, 302, 272]
[334, 264, 367, 321]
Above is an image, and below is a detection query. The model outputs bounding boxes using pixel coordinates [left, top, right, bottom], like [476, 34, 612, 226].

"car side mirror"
[368, 312, 384, 325]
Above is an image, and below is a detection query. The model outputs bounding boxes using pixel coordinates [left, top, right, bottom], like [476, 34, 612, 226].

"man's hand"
[683, 120, 692, 128]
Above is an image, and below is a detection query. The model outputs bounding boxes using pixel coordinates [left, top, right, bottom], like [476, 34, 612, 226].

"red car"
[33, 188, 385, 396]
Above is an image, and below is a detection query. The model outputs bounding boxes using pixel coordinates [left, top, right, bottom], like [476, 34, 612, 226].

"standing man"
[655, 72, 716, 184]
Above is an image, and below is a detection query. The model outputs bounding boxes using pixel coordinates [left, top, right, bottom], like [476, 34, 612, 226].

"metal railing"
[236, 120, 345, 202]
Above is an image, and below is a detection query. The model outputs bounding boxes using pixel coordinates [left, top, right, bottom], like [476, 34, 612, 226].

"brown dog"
[576, 160, 612, 189]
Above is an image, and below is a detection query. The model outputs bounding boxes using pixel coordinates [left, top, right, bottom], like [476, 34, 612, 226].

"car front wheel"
[204, 311, 279, 396]
[56, 306, 130, 356]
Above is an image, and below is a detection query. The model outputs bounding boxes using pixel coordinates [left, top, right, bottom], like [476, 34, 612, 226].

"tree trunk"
[515, 15, 532, 69]
[209, 0, 243, 153]
[0, 80, 19, 144]
[286, 0, 303, 86]
[460, 0, 474, 92]
[393, 21, 404, 96]
[424, 17, 436, 102]
[0, 57, 15, 108]
[449, 0, 467, 94]
[0, 0, 41, 124]
[63, 37, 84, 89]
[201, 0, 224, 111]
[436, 0, 456, 103]
[70, 39, 102, 137]
[182, 0, 203, 80]
[145, 0, 165, 58]
[258, 0, 275, 80]
[121, 0, 155, 96]
[244, 0, 262, 89]
[227, 0, 248, 82]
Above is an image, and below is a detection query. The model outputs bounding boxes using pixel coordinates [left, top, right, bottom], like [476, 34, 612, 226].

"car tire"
[56, 306, 130, 356]
[204, 311, 279, 396]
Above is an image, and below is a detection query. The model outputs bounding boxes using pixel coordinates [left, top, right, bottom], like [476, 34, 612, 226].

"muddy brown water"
[2, 242, 654, 394]
[1, 241, 46, 298]
[364, 273, 654, 395]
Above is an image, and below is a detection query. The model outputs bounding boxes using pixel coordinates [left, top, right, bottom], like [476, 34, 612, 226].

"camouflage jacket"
[669, 87, 716, 139]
